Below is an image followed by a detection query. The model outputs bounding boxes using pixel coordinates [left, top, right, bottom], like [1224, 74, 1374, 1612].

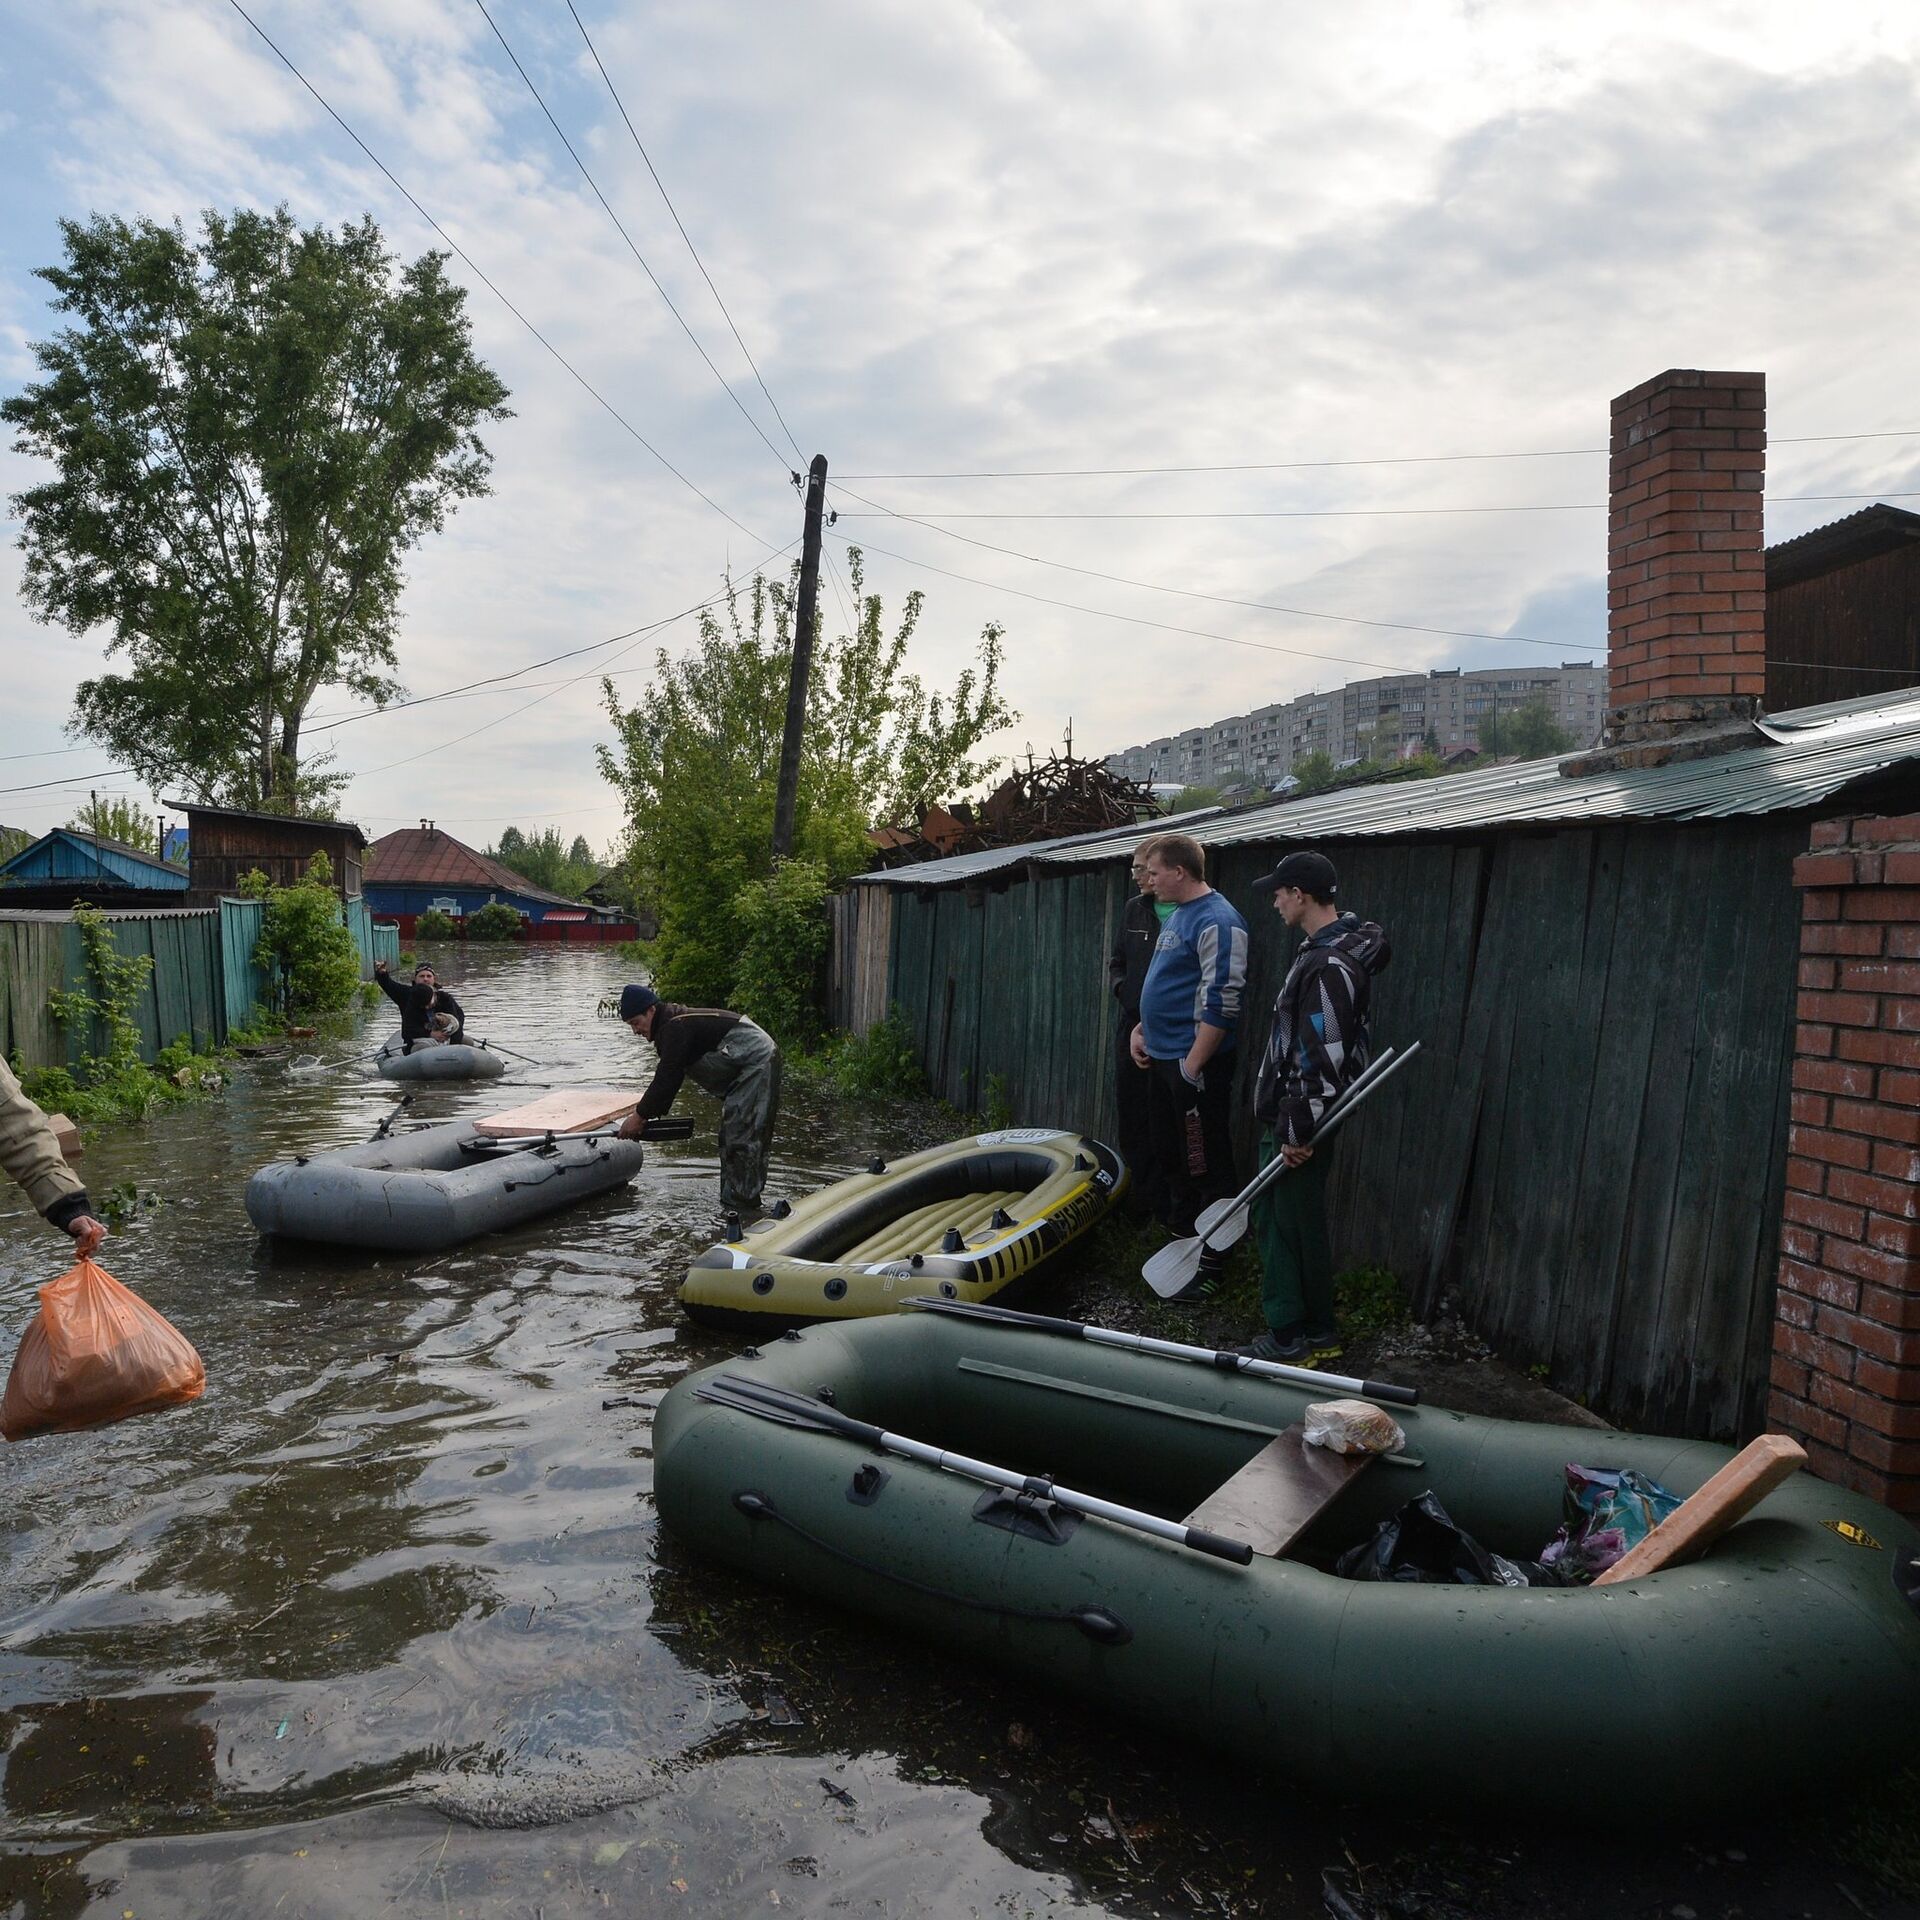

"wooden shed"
[167, 801, 366, 902]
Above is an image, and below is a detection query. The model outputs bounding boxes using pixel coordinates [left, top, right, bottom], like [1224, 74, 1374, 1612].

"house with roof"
[363, 823, 631, 941]
[0, 827, 190, 908]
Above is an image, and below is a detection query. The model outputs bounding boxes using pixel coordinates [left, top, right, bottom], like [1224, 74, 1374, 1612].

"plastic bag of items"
[1335, 1490, 1566, 1587]
[1, 1258, 205, 1441]
[1303, 1397, 1406, 1457]
[1538, 1464, 1683, 1583]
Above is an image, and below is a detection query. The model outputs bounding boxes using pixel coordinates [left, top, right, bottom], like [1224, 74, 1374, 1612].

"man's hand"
[1280, 1142, 1314, 1168]
[375, 958, 388, 975]
[1128, 1024, 1149, 1069]
[1180, 1051, 1205, 1088]
[66, 1213, 108, 1257]
[617, 1114, 645, 1141]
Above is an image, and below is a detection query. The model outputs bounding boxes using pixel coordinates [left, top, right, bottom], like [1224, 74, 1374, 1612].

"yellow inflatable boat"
[678, 1129, 1126, 1330]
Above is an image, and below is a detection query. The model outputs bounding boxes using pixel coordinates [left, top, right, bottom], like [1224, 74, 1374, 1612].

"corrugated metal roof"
[849, 806, 1222, 890]
[855, 688, 1920, 888]
[0, 907, 216, 924]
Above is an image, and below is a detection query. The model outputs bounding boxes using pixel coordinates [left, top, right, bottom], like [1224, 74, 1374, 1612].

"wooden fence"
[843, 814, 1807, 1441]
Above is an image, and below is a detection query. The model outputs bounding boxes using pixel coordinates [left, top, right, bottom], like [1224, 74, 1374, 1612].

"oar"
[288, 1048, 380, 1077]
[474, 1116, 696, 1148]
[476, 1039, 550, 1067]
[905, 1296, 1419, 1406]
[695, 1372, 1255, 1565]
[1143, 1041, 1423, 1300]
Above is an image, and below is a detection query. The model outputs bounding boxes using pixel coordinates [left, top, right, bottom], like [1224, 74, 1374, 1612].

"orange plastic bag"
[1, 1257, 205, 1441]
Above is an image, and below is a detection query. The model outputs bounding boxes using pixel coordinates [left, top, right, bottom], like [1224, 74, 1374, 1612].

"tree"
[1478, 698, 1573, 762]
[485, 825, 597, 899]
[1291, 751, 1336, 794]
[599, 549, 1015, 1007]
[254, 853, 360, 1016]
[68, 794, 157, 849]
[1168, 784, 1222, 812]
[3, 207, 511, 812]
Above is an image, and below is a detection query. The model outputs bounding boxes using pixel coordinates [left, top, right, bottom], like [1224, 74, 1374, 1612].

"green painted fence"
[861, 814, 1806, 1442]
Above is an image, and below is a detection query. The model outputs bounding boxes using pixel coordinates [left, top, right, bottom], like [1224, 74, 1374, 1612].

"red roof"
[363, 827, 587, 907]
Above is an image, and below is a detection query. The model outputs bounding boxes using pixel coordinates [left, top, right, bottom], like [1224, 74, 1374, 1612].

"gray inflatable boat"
[246, 1118, 644, 1252]
[373, 1028, 507, 1082]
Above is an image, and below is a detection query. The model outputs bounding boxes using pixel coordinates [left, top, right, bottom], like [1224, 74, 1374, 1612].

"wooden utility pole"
[771, 453, 829, 860]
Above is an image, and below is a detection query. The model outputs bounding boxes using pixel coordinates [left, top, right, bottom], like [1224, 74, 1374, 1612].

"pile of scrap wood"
[868, 753, 1160, 868]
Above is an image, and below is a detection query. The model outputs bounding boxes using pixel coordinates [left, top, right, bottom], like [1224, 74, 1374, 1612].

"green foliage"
[1335, 1263, 1411, 1340]
[3, 206, 511, 812]
[1291, 751, 1336, 794]
[598, 548, 1015, 1007]
[1168, 784, 1221, 811]
[1477, 697, 1575, 761]
[982, 1071, 1014, 1131]
[0, 825, 29, 864]
[414, 908, 460, 940]
[730, 860, 831, 1042]
[48, 903, 152, 1081]
[67, 795, 158, 850]
[785, 1009, 929, 1103]
[463, 901, 524, 941]
[237, 867, 271, 900]
[254, 854, 361, 1015]
[486, 826, 599, 900]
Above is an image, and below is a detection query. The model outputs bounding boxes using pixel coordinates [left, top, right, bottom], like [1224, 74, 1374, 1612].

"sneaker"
[1174, 1244, 1231, 1304]
[1303, 1327, 1345, 1363]
[1238, 1330, 1312, 1364]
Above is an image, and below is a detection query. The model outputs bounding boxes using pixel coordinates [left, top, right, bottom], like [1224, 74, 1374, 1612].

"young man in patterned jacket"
[1245, 850, 1390, 1364]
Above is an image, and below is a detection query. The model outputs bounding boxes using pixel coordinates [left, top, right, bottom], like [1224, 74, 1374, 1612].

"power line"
[833, 430, 1920, 481]
[0, 744, 97, 764]
[827, 484, 1593, 654]
[566, 0, 806, 466]
[223, 0, 771, 547]
[469, 0, 792, 476]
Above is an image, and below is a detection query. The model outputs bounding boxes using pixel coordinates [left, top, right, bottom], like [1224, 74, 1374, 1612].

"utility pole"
[771, 453, 828, 860]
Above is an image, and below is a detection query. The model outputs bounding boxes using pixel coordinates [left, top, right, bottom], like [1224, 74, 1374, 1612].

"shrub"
[792, 1009, 928, 1102]
[464, 901, 524, 941]
[1335, 1263, 1411, 1340]
[730, 860, 831, 1043]
[414, 909, 459, 941]
[254, 853, 361, 1016]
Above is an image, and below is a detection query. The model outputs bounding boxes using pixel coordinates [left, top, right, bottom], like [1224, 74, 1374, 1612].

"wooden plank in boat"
[1182, 1423, 1373, 1561]
[1593, 1433, 1805, 1585]
[474, 1088, 636, 1137]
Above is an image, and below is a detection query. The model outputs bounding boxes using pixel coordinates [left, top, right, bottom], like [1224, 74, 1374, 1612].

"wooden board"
[46, 1113, 82, 1162]
[1181, 1424, 1374, 1560]
[1593, 1433, 1806, 1585]
[475, 1088, 636, 1138]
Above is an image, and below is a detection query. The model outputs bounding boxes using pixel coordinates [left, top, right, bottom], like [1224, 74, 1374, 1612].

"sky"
[3, 0, 1920, 849]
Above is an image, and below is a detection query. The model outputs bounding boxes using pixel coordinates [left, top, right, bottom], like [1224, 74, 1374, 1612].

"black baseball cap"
[1253, 850, 1338, 898]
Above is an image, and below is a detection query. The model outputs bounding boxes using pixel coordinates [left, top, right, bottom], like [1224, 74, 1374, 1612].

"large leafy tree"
[485, 825, 600, 899]
[3, 207, 511, 811]
[599, 549, 1015, 1005]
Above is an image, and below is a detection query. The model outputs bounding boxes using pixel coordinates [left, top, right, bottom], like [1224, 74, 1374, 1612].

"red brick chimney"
[1564, 368, 1767, 774]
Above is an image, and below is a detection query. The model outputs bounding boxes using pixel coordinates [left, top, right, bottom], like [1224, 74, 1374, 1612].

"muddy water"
[0, 950, 1899, 1920]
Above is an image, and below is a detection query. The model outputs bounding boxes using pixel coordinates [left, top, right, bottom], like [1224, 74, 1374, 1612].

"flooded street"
[0, 948, 1908, 1919]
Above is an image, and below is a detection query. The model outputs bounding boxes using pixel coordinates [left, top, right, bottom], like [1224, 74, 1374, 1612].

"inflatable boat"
[373, 1028, 507, 1082]
[654, 1303, 1920, 1816]
[246, 1118, 643, 1252]
[677, 1128, 1125, 1330]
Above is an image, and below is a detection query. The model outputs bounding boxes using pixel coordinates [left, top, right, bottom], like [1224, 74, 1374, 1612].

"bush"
[792, 1008, 928, 1102]
[1335, 1263, 1411, 1340]
[414, 909, 459, 940]
[255, 852, 361, 1016]
[730, 860, 831, 1043]
[464, 901, 524, 941]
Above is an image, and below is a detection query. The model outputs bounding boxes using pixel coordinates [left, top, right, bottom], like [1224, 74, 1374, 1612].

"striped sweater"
[1137, 890, 1249, 1060]
[1253, 913, 1391, 1145]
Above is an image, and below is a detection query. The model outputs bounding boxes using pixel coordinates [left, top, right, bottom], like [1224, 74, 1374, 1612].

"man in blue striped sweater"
[1129, 832, 1248, 1265]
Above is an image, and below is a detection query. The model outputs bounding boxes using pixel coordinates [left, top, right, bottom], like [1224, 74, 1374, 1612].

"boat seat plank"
[840, 1191, 1024, 1265]
[475, 1089, 636, 1138]
[1182, 1424, 1374, 1560]
[1593, 1433, 1806, 1585]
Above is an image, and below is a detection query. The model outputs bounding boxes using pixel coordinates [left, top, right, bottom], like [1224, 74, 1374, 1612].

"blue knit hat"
[618, 984, 659, 1021]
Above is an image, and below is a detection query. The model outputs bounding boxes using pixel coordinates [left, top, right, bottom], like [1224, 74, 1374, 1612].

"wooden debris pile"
[868, 752, 1160, 868]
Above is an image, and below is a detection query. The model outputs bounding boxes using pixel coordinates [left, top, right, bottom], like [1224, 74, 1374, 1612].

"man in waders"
[615, 986, 781, 1217]
[1245, 851, 1389, 1365]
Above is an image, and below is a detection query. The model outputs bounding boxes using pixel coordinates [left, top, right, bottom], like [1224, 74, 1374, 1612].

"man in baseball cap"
[1243, 850, 1390, 1365]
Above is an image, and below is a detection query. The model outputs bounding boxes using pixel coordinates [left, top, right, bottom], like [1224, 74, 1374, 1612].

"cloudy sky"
[3, 0, 1920, 848]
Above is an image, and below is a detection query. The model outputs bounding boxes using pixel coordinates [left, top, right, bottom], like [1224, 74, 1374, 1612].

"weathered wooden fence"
[846, 813, 1807, 1441]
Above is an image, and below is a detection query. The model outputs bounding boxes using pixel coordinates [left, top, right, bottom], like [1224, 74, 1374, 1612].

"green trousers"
[1252, 1131, 1335, 1335]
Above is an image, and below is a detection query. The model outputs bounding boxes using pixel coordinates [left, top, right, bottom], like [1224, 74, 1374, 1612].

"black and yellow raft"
[677, 1129, 1126, 1330]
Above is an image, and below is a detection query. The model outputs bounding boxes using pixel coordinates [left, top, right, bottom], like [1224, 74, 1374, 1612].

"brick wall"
[1772, 811, 1920, 1508]
[1607, 369, 1766, 712]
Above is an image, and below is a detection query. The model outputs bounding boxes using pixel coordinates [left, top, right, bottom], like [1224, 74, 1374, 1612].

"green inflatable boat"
[654, 1302, 1920, 1816]
[677, 1129, 1125, 1331]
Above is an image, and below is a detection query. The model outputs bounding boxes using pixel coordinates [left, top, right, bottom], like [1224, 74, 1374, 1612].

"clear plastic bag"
[1303, 1397, 1406, 1457]
[1, 1257, 205, 1441]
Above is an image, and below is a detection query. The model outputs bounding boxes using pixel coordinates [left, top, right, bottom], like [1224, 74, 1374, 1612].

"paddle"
[473, 1116, 696, 1148]
[476, 1039, 551, 1067]
[1143, 1041, 1423, 1300]
[906, 1296, 1420, 1406]
[695, 1371, 1255, 1565]
[288, 1048, 379, 1077]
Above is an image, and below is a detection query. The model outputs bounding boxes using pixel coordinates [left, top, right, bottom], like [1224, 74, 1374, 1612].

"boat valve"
[725, 1211, 744, 1242]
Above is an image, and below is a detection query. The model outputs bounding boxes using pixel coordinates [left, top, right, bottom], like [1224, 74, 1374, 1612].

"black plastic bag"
[1335, 1490, 1564, 1587]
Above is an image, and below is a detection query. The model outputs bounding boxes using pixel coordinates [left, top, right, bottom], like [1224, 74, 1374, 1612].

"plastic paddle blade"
[643, 1117, 695, 1141]
[1192, 1199, 1251, 1251]
[1143, 1236, 1203, 1299]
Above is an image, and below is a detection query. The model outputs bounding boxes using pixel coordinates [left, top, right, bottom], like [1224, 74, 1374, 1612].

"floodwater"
[0, 949, 1908, 1920]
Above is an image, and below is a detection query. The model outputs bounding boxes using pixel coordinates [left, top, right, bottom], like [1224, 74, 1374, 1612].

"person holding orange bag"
[0, 1056, 108, 1256]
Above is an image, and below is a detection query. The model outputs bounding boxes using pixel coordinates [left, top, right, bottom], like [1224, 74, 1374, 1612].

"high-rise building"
[1104, 662, 1605, 789]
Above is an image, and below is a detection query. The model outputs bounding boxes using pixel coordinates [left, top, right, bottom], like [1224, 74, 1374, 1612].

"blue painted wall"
[1, 829, 188, 890]
[364, 882, 567, 923]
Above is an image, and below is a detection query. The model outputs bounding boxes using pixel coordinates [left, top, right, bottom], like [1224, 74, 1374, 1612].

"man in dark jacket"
[374, 960, 465, 1052]
[614, 985, 781, 1215]
[1245, 850, 1390, 1365]
[1105, 838, 1168, 1220]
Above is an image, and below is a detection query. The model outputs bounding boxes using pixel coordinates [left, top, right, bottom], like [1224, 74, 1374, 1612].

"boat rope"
[730, 1489, 1133, 1645]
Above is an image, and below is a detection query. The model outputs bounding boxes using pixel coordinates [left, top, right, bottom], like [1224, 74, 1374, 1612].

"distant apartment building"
[1105, 662, 1606, 789]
